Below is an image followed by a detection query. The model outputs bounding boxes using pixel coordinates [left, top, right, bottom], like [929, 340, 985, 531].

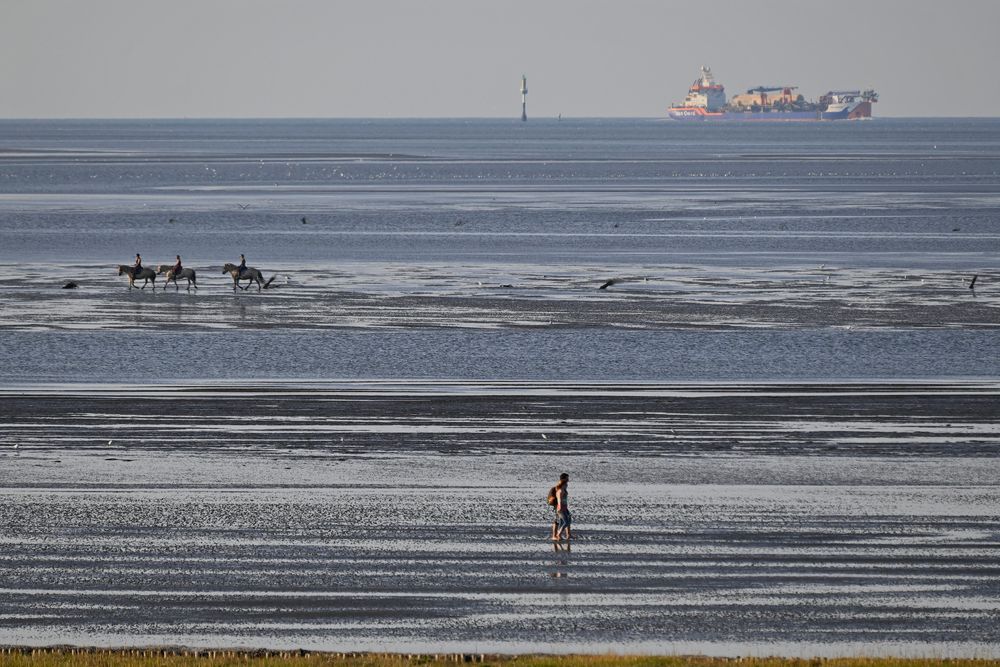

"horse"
[117, 265, 157, 290]
[222, 263, 275, 292]
[156, 265, 198, 291]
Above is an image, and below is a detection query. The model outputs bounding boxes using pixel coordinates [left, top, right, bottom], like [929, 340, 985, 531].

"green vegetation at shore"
[0, 649, 997, 667]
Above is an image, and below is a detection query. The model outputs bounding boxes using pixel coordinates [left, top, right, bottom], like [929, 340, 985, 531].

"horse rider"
[131, 253, 143, 278]
[172, 255, 183, 275]
[237, 254, 246, 279]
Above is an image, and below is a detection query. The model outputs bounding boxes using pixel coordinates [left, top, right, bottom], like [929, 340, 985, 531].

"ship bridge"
[680, 66, 727, 111]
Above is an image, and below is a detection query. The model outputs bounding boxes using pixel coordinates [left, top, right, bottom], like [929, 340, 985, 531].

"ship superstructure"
[677, 66, 727, 111]
[667, 66, 877, 121]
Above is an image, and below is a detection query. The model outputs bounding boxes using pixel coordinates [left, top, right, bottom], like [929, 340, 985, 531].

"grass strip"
[0, 648, 998, 667]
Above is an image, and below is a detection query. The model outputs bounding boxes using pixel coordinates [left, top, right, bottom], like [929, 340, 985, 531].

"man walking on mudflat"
[550, 472, 571, 542]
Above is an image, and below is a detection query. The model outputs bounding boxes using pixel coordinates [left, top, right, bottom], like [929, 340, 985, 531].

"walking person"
[549, 472, 571, 542]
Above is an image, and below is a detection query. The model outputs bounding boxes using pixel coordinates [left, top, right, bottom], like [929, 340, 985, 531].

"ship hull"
[668, 102, 871, 121]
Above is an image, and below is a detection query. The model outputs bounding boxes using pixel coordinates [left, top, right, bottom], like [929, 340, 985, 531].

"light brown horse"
[156, 265, 198, 291]
[117, 265, 157, 290]
[222, 263, 275, 292]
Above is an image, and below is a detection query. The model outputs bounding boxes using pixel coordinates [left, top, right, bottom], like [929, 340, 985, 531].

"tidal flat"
[2, 118, 1000, 657]
[1, 382, 998, 657]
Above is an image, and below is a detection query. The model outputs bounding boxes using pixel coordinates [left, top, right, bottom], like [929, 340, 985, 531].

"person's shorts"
[556, 509, 571, 531]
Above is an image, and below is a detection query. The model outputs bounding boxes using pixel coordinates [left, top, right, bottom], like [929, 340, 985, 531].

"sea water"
[1, 118, 998, 382]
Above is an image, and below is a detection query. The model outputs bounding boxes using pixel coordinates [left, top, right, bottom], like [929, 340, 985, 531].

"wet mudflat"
[1, 382, 998, 656]
[5, 263, 999, 385]
[0, 262, 995, 333]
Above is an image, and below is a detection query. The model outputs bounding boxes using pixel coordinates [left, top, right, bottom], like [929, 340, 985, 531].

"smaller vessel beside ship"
[668, 66, 877, 121]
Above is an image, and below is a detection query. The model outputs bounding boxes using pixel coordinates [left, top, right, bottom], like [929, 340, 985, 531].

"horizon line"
[0, 115, 997, 122]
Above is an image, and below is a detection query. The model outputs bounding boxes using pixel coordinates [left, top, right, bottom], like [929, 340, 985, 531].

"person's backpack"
[546, 486, 558, 507]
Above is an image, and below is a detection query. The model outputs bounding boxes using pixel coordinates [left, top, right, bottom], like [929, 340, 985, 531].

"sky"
[2, 0, 999, 119]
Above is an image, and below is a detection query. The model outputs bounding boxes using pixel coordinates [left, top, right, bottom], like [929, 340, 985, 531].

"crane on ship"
[746, 85, 798, 106]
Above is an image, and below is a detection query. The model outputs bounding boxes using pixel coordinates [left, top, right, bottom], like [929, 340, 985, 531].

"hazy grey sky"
[2, 0, 998, 118]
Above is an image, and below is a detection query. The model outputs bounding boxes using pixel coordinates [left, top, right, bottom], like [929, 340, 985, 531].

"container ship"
[667, 66, 877, 121]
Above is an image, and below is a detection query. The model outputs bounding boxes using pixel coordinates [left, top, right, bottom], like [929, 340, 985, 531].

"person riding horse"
[131, 254, 142, 278]
[237, 254, 246, 279]
[172, 255, 182, 275]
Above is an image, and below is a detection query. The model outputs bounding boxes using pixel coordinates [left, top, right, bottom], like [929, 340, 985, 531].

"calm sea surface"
[1, 118, 998, 382]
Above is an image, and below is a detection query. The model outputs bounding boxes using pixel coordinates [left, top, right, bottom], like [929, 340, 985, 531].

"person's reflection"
[550, 541, 570, 577]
